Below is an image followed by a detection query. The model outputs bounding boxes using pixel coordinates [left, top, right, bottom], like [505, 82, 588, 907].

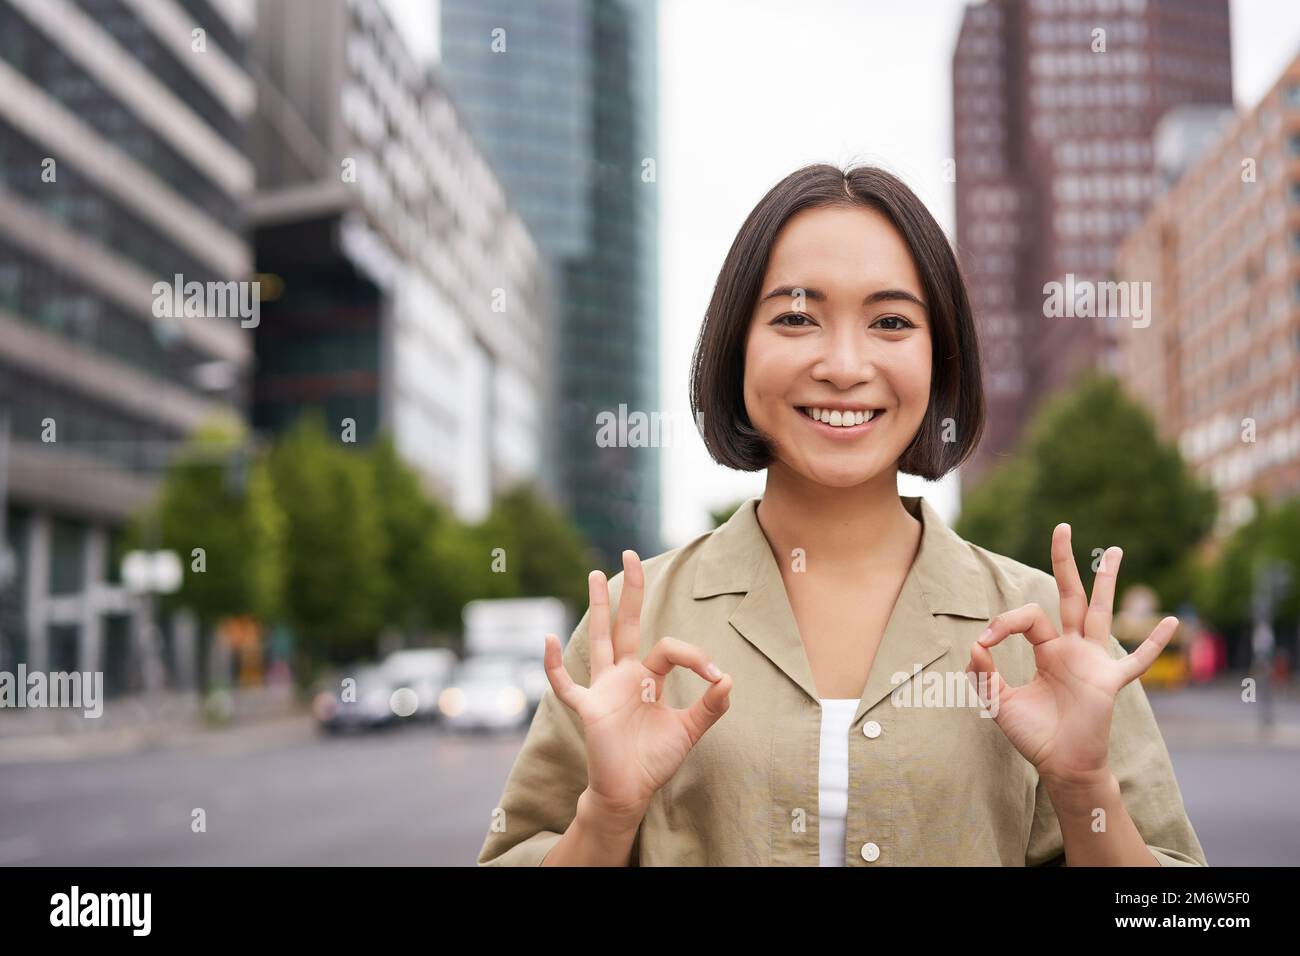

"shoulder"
[600, 522, 718, 603]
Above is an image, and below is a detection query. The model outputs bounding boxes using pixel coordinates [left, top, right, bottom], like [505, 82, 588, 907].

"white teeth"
[801, 407, 876, 427]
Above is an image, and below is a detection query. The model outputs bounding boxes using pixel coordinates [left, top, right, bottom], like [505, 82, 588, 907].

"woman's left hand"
[964, 523, 1179, 794]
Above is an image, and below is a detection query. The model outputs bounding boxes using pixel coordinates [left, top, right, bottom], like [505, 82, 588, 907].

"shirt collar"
[693, 494, 991, 621]
[693, 494, 990, 714]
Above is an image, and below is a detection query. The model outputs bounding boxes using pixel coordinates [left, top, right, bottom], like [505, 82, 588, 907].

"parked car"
[513, 658, 548, 719]
[381, 648, 457, 720]
[438, 656, 532, 732]
[313, 665, 398, 733]
[461, 597, 566, 723]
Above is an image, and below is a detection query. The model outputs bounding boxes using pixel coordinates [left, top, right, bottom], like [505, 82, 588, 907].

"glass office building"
[440, 0, 662, 562]
[0, 0, 255, 692]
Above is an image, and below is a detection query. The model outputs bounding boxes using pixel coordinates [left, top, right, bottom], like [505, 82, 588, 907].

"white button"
[862, 720, 882, 738]
[861, 842, 880, 862]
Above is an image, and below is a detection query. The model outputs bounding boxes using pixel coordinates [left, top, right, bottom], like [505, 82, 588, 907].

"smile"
[795, 406, 883, 430]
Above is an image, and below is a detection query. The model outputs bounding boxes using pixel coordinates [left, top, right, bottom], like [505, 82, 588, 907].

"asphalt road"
[1, 685, 1298, 866]
[0, 720, 523, 866]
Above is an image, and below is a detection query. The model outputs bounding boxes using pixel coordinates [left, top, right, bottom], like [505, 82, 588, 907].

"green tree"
[269, 414, 388, 679]
[953, 456, 1034, 563]
[1262, 498, 1300, 627]
[471, 484, 595, 611]
[131, 416, 284, 692]
[1198, 495, 1300, 633]
[957, 374, 1217, 610]
[146, 417, 284, 623]
[368, 434, 440, 636]
[426, 516, 499, 637]
[1193, 499, 1263, 633]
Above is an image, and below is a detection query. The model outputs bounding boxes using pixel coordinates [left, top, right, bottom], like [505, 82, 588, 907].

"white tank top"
[818, 698, 860, 866]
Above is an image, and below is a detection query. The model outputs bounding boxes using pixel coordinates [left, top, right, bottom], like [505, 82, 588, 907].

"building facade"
[953, 0, 1233, 484]
[0, 0, 256, 692]
[248, 0, 553, 522]
[1116, 53, 1300, 530]
[439, 0, 662, 563]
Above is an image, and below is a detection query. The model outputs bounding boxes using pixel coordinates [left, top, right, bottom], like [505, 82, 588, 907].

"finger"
[642, 636, 721, 685]
[1115, 616, 1179, 687]
[1051, 523, 1087, 636]
[679, 673, 732, 746]
[978, 602, 1058, 648]
[1085, 546, 1123, 646]
[588, 570, 614, 677]
[543, 633, 586, 711]
[612, 550, 644, 663]
[965, 641, 1009, 711]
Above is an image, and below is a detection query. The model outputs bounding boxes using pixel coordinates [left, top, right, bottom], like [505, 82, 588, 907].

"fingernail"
[706, 663, 722, 679]
[978, 628, 992, 643]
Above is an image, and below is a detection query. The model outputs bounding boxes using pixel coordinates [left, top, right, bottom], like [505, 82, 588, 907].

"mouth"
[795, 406, 885, 431]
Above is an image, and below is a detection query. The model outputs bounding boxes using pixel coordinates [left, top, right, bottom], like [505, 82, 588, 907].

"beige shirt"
[478, 495, 1207, 866]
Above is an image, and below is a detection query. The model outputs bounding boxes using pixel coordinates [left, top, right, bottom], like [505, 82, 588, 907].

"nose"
[812, 323, 877, 390]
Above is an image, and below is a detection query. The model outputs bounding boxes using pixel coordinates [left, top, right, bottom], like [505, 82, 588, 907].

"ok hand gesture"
[965, 525, 1178, 792]
[543, 550, 733, 824]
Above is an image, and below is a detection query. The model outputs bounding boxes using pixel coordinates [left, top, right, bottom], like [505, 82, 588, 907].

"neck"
[755, 463, 921, 575]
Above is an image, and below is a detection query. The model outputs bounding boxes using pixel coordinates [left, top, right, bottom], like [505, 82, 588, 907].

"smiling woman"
[478, 163, 1205, 868]
[690, 164, 983, 483]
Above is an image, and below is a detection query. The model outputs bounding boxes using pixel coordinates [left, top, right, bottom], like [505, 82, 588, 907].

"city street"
[1, 682, 1297, 866]
[0, 721, 522, 867]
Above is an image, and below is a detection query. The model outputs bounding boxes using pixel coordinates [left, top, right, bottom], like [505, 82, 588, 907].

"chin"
[799, 457, 892, 488]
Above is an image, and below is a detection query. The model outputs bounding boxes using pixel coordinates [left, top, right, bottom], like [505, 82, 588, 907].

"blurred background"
[1, 0, 1298, 866]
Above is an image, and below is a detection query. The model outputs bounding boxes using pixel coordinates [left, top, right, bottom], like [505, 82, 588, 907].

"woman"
[478, 164, 1206, 867]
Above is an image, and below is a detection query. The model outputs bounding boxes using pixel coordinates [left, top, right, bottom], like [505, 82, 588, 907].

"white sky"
[387, 0, 1300, 547]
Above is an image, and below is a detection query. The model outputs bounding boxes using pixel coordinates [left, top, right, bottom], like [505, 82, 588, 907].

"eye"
[772, 312, 815, 328]
[872, 315, 915, 331]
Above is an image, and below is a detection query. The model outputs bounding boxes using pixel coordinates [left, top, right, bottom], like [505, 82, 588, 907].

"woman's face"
[743, 204, 932, 489]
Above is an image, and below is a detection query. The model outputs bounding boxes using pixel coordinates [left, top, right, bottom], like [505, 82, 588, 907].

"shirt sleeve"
[476, 581, 634, 866]
[1025, 633, 1208, 866]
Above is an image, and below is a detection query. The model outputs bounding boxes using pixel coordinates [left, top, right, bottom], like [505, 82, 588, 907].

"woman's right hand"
[543, 549, 733, 826]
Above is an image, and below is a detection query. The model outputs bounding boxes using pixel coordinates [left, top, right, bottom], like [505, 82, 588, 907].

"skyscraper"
[953, 0, 1232, 484]
[440, 0, 661, 564]
[247, 0, 552, 523]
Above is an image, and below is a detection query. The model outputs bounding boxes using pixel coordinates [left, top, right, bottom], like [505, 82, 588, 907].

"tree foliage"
[956, 374, 1217, 610]
[146, 416, 283, 625]
[268, 414, 386, 668]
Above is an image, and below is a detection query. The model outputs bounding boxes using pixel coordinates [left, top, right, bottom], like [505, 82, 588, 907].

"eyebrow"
[760, 284, 927, 310]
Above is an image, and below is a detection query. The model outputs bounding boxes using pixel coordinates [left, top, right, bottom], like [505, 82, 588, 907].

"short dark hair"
[689, 163, 985, 480]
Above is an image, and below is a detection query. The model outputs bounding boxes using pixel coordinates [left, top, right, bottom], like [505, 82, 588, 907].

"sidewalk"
[0, 685, 312, 764]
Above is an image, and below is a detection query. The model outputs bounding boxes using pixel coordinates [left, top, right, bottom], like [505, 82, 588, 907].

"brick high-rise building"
[1116, 53, 1300, 531]
[953, 0, 1233, 485]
